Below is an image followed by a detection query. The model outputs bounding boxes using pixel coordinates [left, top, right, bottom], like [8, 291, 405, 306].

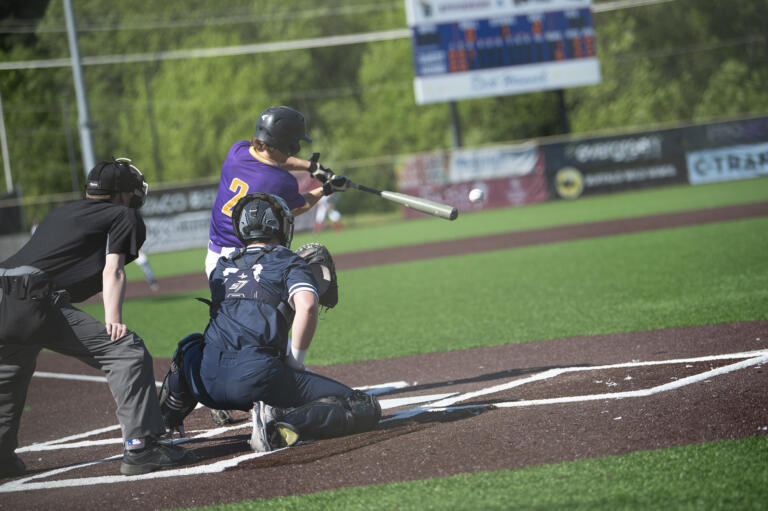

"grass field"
[176, 436, 768, 511]
[87, 178, 768, 510]
[124, 178, 768, 281]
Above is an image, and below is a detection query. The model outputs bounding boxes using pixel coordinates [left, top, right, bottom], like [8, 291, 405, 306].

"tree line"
[1, 0, 766, 216]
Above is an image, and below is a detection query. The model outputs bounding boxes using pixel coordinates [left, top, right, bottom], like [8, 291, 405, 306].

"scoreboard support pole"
[557, 89, 570, 135]
[450, 101, 463, 148]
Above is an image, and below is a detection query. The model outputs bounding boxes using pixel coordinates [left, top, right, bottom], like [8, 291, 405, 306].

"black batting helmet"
[85, 157, 149, 209]
[254, 106, 312, 157]
[232, 192, 294, 248]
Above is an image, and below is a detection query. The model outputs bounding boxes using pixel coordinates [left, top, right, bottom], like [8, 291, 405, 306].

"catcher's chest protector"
[217, 247, 295, 325]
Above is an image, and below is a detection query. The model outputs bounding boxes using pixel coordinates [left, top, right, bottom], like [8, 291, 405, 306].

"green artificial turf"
[172, 436, 768, 511]
[87, 216, 768, 361]
[100, 179, 768, 510]
[125, 178, 768, 281]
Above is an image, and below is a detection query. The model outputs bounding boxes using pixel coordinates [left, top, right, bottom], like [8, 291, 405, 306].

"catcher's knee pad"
[280, 391, 381, 440]
[174, 333, 204, 365]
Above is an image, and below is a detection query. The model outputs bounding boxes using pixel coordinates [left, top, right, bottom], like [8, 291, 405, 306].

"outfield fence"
[1, 112, 766, 257]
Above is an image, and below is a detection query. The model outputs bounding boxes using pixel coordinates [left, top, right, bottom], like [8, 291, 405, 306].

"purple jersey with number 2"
[208, 141, 306, 249]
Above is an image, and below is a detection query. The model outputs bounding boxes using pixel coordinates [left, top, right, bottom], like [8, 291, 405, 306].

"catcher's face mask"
[232, 192, 294, 248]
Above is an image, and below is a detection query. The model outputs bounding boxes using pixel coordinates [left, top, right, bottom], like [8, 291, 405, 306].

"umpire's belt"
[0, 266, 54, 300]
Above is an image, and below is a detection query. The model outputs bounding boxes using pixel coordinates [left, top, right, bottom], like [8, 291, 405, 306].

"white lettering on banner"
[686, 143, 768, 185]
[566, 136, 663, 164]
[505, 178, 530, 205]
[142, 187, 218, 216]
[396, 143, 540, 188]
[583, 164, 677, 187]
[142, 211, 211, 254]
[450, 144, 539, 182]
[396, 152, 450, 189]
[704, 118, 768, 146]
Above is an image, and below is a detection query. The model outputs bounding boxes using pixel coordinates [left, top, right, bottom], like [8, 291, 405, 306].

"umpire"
[0, 158, 193, 477]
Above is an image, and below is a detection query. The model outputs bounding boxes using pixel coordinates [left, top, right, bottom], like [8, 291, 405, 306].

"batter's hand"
[106, 322, 127, 340]
[311, 164, 333, 184]
[322, 175, 350, 195]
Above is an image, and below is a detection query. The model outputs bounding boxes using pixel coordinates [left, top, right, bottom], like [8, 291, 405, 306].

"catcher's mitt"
[295, 243, 338, 308]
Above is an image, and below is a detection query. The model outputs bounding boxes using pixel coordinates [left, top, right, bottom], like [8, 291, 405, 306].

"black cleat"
[120, 437, 195, 476]
[0, 453, 25, 478]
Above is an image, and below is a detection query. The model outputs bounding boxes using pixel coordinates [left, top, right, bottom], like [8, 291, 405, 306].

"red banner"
[400, 171, 549, 218]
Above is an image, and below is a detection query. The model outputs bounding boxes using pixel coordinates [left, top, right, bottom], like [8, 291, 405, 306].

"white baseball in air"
[468, 188, 485, 203]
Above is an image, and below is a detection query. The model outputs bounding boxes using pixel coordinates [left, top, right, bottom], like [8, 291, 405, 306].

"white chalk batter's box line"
[3, 349, 766, 493]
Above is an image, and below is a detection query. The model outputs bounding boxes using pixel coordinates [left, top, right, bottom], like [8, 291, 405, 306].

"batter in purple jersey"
[205, 106, 350, 277]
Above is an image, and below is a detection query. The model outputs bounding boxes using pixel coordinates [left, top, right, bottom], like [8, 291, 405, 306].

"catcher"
[158, 193, 380, 451]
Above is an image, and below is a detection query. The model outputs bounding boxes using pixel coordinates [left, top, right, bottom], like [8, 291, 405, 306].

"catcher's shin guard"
[158, 334, 203, 437]
[279, 390, 381, 440]
[346, 390, 382, 433]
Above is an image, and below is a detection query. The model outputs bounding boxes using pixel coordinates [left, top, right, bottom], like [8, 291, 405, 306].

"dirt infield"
[2, 202, 768, 510]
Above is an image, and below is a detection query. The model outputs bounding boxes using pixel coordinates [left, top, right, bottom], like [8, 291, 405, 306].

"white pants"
[204, 246, 237, 279]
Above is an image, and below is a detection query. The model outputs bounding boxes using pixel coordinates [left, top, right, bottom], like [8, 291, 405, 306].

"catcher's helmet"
[85, 157, 149, 209]
[232, 192, 294, 248]
[254, 106, 312, 157]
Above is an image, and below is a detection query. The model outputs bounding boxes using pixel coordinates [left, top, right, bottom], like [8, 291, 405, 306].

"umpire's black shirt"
[2, 200, 145, 303]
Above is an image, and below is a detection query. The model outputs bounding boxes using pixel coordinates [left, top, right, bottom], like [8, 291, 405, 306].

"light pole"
[0, 90, 12, 193]
[63, 0, 96, 177]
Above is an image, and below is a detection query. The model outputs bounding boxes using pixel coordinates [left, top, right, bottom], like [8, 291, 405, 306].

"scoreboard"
[413, 10, 596, 76]
[406, 0, 601, 104]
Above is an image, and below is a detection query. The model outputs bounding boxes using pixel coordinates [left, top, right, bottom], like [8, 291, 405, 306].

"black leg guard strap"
[346, 390, 382, 433]
[158, 334, 204, 436]
[278, 390, 382, 440]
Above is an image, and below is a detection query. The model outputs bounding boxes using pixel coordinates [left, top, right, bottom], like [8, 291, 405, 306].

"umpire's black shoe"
[120, 436, 194, 476]
[0, 453, 25, 478]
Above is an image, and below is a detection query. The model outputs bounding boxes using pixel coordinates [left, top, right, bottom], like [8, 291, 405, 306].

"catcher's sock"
[291, 346, 306, 365]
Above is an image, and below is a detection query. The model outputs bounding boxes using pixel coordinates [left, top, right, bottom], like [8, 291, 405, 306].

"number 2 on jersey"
[221, 178, 248, 217]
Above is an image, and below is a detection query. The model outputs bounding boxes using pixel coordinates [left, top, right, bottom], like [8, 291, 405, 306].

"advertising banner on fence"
[683, 115, 768, 151]
[397, 142, 548, 216]
[543, 129, 687, 199]
[399, 173, 549, 217]
[686, 142, 768, 185]
[141, 179, 317, 253]
[140, 183, 218, 254]
[397, 143, 541, 188]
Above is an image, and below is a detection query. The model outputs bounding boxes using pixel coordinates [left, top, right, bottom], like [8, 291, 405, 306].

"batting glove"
[322, 175, 350, 195]
[310, 164, 333, 184]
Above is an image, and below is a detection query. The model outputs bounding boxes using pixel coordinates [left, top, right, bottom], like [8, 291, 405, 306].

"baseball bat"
[348, 181, 458, 221]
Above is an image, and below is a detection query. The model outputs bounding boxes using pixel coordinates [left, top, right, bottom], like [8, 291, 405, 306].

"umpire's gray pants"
[0, 299, 165, 458]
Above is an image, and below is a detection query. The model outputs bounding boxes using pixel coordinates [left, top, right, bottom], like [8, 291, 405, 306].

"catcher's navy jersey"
[203, 244, 317, 353]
